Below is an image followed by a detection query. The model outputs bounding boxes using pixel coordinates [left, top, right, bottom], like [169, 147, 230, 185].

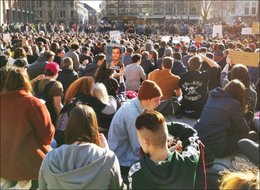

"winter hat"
[138, 80, 162, 100]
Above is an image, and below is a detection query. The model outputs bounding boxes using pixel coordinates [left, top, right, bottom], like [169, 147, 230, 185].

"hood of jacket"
[41, 143, 109, 189]
[209, 87, 228, 98]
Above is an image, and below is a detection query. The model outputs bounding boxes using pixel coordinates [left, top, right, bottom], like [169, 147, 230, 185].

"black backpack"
[33, 80, 56, 123]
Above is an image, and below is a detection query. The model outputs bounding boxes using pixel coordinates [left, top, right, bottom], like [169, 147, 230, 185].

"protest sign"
[229, 50, 259, 67]
[3, 33, 11, 43]
[212, 25, 223, 38]
[109, 30, 121, 44]
[252, 22, 260, 34]
[106, 44, 124, 70]
[241, 28, 252, 35]
[162, 36, 170, 43]
[195, 35, 203, 43]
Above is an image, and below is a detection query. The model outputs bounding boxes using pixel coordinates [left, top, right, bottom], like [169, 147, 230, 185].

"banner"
[252, 22, 260, 34]
[241, 28, 252, 35]
[109, 30, 121, 44]
[3, 33, 11, 43]
[229, 50, 259, 67]
[212, 25, 223, 38]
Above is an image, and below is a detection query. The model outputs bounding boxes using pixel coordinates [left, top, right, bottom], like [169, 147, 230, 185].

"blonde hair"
[93, 82, 109, 104]
[220, 170, 259, 190]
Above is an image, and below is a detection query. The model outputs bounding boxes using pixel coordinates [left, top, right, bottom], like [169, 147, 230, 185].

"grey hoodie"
[38, 143, 124, 189]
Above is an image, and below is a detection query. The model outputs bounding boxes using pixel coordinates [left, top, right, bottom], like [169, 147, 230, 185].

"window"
[245, 7, 249, 15]
[60, 10, 65, 18]
[252, 7, 256, 14]
[71, 10, 74, 17]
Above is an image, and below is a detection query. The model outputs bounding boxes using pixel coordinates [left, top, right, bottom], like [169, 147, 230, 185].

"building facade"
[81, 3, 98, 25]
[34, 0, 79, 25]
[1, 0, 34, 25]
[100, 0, 201, 25]
[209, 0, 259, 23]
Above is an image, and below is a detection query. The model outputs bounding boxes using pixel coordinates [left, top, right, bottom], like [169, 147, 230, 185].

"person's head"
[50, 42, 60, 54]
[112, 46, 122, 62]
[95, 61, 114, 82]
[61, 57, 73, 69]
[188, 55, 202, 71]
[173, 52, 182, 61]
[13, 47, 26, 59]
[93, 82, 109, 104]
[224, 79, 246, 113]
[162, 57, 173, 70]
[164, 48, 173, 57]
[230, 64, 251, 88]
[188, 45, 197, 54]
[149, 49, 158, 62]
[126, 47, 134, 55]
[132, 53, 142, 64]
[13, 58, 28, 69]
[65, 104, 99, 145]
[64, 76, 95, 104]
[39, 30, 45, 37]
[43, 50, 55, 62]
[44, 62, 61, 78]
[138, 80, 162, 111]
[135, 111, 168, 154]
[0, 66, 32, 93]
[142, 51, 149, 59]
[56, 47, 65, 58]
[70, 43, 79, 51]
[94, 53, 106, 65]
[159, 41, 167, 48]
[0, 54, 8, 68]
[220, 170, 259, 190]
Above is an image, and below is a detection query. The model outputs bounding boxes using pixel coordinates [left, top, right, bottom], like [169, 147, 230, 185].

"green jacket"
[128, 122, 200, 189]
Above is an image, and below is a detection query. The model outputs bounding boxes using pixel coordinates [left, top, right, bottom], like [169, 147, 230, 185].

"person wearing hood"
[128, 111, 200, 189]
[194, 80, 250, 162]
[38, 104, 125, 189]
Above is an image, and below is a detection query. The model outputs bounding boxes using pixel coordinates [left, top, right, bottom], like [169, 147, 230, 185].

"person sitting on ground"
[125, 53, 146, 92]
[39, 105, 124, 189]
[178, 54, 220, 119]
[148, 56, 181, 101]
[221, 60, 257, 124]
[128, 111, 200, 189]
[219, 170, 259, 190]
[108, 80, 162, 183]
[194, 80, 251, 163]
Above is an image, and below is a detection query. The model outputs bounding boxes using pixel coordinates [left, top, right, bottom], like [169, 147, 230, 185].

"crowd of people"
[0, 21, 259, 189]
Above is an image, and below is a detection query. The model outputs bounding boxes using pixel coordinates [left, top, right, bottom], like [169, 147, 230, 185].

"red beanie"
[138, 80, 162, 100]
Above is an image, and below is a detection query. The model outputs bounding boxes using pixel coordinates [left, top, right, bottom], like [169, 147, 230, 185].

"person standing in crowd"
[53, 47, 65, 66]
[140, 51, 155, 76]
[33, 62, 63, 125]
[57, 57, 79, 93]
[128, 111, 200, 189]
[182, 45, 197, 69]
[124, 47, 134, 66]
[178, 54, 220, 119]
[79, 53, 105, 77]
[27, 50, 55, 79]
[39, 105, 124, 189]
[108, 80, 162, 182]
[125, 53, 146, 92]
[64, 42, 80, 72]
[0, 66, 55, 189]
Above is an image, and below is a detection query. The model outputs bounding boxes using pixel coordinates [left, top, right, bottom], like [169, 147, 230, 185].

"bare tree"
[47, 1, 59, 23]
[196, 0, 213, 21]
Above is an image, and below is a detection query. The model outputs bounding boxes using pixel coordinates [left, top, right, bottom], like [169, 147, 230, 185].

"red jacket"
[0, 90, 55, 180]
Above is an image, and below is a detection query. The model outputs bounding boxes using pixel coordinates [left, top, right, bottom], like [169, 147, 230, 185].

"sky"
[80, 0, 102, 12]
